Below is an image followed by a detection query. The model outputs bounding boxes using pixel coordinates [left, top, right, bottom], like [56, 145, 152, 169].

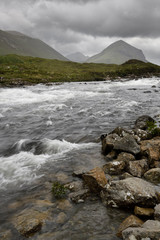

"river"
[0, 77, 160, 239]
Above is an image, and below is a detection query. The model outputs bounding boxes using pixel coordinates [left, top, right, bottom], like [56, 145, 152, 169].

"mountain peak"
[87, 40, 147, 65]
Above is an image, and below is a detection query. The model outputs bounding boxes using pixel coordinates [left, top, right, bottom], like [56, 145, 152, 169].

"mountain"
[0, 30, 68, 61]
[66, 52, 89, 62]
[87, 40, 147, 65]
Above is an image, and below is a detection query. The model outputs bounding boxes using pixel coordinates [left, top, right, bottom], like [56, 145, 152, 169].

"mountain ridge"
[0, 30, 68, 61]
[66, 52, 89, 62]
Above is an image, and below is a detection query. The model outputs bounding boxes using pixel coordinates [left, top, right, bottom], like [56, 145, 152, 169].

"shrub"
[52, 181, 67, 199]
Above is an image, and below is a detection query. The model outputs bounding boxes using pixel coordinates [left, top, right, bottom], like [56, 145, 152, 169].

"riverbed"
[0, 78, 160, 239]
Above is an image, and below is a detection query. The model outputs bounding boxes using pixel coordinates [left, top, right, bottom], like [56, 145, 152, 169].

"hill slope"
[0, 30, 68, 61]
[87, 40, 147, 65]
[66, 52, 89, 62]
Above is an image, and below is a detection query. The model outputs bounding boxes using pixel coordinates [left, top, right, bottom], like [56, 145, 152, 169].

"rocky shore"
[1, 115, 160, 240]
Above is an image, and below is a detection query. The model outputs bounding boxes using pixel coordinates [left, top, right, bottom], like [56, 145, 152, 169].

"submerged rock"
[69, 189, 90, 203]
[122, 220, 160, 240]
[144, 168, 160, 184]
[117, 215, 144, 238]
[83, 167, 108, 193]
[101, 177, 158, 208]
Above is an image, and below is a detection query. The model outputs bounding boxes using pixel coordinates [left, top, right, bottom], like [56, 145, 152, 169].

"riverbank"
[0, 55, 160, 87]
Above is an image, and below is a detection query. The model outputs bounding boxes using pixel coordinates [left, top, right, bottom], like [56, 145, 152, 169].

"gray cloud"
[0, 0, 160, 64]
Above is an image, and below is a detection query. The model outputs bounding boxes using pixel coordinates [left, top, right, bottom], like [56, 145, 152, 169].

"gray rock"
[127, 159, 148, 177]
[103, 160, 126, 175]
[101, 133, 121, 155]
[113, 134, 140, 155]
[154, 204, 160, 220]
[144, 168, 160, 184]
[122, 220, 160, 240]
[117, 152, 135, 163]
[69, 189, 90, 203]
[101, 177, 158, 208]
[134, 115, 155, 130]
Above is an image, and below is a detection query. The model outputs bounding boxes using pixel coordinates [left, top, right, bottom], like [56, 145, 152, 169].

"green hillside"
[0, 55, 159, 87]
[0, 30, 68, 61]
[87, 40, 147, 64]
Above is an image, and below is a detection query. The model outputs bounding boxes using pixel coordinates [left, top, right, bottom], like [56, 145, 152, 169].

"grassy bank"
[0, 55, 160, 86]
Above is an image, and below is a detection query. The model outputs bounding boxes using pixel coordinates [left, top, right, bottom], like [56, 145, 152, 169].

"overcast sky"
[0, 0, 160, 64]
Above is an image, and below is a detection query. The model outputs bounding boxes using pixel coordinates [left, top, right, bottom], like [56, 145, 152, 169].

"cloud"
[0, 0, 160, 64]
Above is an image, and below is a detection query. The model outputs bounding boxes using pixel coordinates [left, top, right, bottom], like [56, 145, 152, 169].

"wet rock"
[65, 180, 84, 192]
[144, 168, 160, 184]
[103, 160, 126, 175]
[110, 127, 133, 137]
[12, 209, 49, 237]
[83, 167, 108, 193]
[117, 215, 144, 238]
[117, 152, 135, 163]
[127, 159, 148, 177]
[134, 206, 154, 217]
[105, 150, 117, 160]
[55, 172, 70, 184]
[140, 137, 160, 164]
[56, 212, 67, 224]
[122, 220, 160, 240]
[134, 115, 155, 130]
[154, 204, 160, 220]
[101, 133, 121, 155]
[134, 128, 149, 141]
[113, 134, 140, 155]
[69, 189, 90, 203]
[101, 177, 158, 208]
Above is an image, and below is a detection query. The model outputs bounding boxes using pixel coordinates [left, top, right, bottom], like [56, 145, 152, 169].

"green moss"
[52, 182, 67, 199]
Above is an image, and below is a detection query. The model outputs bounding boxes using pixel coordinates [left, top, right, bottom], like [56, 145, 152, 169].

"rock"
[12, 209, 49, 237]
[117, 152, 135, 163]
[105, 150, 117, 160]
[134, 206, 154, 217]
[117, 215, 144, 238]
[103, 160, 126, 175]
[122, 220, 160, 240]
[57, 199, 72, 211]
[65, 180, 84, 192]
[83, 167, 108, 193]
[56, 212, 67, 224]
[113, 134, 140, 155]
[102, 133, 140, 156]
[127, 159, 148, 177]
[134, 128, 149, 141]
[140, 137, 160, 164]
[144, 168, 160, 184]
[101, 133, 121, 155]
[134, 115, 155, 130]
[69, 189, 90, 203]
[154, 204, 160, 220]
[110, 127, 133, 137]
[119, 172, 133, 180]
[101, 177, 158, 208]
[0, 230, 12, 240]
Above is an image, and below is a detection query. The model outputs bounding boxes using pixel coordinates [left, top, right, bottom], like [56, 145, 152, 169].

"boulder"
[105, 150, 117, 160]
[12, 209, 49, 237]
[122, 220, 160, 240]
[134, 115, 155, 130]
[127, 159, 148, 177]
[110, 127, 133, 137]
[140, 138, 160, 164]
[134, 128, 149, 141]
[117, 215, 144, 238]
[119, 172, 133, 180]
[103, 160, 126, 175]
[113, 134, 140, 155]
[102, 133, 140, 156]
[101, 177, 158, 208]
[134, 206, 154, 217]
[144, 168, 160, 184]
[83, 167, 108, 193]
[117, 152, 135, 163]
[154, 204, 160, 220]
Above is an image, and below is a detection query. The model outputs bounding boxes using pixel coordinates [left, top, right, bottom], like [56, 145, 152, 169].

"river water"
[0, 78, 160, 239]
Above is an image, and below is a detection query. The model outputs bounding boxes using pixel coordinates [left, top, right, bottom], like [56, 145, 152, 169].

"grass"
[0, 55, 160, 86]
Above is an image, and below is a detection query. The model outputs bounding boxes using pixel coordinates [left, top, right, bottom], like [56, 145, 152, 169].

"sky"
[0, 0, 160, 64]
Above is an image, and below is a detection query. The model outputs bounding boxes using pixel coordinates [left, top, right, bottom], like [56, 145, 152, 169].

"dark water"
[0, 78, 160, 239]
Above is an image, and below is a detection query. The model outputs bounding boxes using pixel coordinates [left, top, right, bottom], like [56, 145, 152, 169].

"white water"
[0, 77, 160, 191]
